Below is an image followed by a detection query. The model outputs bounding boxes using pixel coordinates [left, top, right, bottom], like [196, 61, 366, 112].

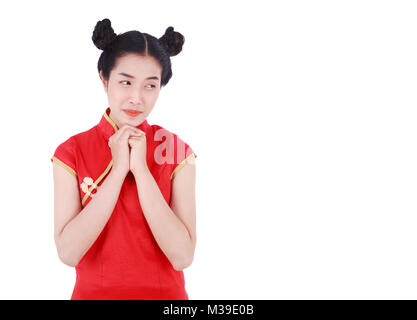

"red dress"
[51, 107, 197, 299]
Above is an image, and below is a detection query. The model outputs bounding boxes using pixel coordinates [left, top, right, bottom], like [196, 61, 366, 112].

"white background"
[0, 0, 416, 299]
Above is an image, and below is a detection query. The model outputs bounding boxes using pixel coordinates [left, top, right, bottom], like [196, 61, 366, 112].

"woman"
[50, 18, 197, 300]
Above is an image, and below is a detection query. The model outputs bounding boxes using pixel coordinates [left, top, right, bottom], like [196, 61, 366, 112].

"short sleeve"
[51, 137, 77, 177]
[170, 134, 197, 180]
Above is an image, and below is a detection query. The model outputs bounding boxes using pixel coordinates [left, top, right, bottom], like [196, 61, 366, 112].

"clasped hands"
[108, 125, 148, 177]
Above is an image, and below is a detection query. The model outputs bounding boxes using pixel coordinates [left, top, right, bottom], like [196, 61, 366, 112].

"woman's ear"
[99, 70, 108, 93]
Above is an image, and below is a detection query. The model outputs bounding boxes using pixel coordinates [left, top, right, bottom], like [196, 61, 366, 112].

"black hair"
[92, 18, 184, 88]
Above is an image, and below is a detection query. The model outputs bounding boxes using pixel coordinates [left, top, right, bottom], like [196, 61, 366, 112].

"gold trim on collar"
[104, 110, 119, 132]
[81, 160, 114, 206]
[51, 156, 77, 176]
[170, 152, 197, 180]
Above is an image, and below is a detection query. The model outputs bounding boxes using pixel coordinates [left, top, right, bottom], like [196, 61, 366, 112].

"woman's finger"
[129, 136, 144, 142]
[133, 129, 145, 136]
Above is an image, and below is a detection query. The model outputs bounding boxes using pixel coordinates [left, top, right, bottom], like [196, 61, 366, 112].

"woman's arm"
[53, 163, 126, 267]
[132, 162, 196, 271]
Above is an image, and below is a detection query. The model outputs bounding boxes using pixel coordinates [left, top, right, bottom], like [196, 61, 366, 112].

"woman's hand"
[108, 125, 143, 177]
[128, 129, 148, 176]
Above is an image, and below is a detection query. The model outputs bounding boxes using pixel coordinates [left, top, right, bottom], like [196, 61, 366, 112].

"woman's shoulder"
[55, 125, 103, 154]
[148, 123, 194, 151]
[50, 125, 100, 175]
[148, 123, 188, 142]
[71, 125, 101, 145]
[148, 123, 197, 176]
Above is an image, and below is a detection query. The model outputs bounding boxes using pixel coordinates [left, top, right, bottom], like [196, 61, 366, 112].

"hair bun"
[158, 26, 184, 57]
[92, 18, 117, 50]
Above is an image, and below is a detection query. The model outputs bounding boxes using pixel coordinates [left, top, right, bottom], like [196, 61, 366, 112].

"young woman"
[51, 18, 197, 300]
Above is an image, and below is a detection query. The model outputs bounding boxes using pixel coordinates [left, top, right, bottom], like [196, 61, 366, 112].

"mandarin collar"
[98, 107, 150, 141]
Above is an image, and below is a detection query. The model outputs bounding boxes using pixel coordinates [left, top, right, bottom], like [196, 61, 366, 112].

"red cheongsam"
[51, 107, 197, 300]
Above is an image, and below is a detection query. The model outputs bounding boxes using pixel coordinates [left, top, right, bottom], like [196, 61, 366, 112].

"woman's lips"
[123, 109, 142, 117]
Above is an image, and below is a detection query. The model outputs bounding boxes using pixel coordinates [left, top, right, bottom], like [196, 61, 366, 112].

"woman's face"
[100, 53, 162, 128]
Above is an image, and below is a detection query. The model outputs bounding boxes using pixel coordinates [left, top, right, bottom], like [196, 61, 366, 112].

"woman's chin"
[121, 114, 145, 126]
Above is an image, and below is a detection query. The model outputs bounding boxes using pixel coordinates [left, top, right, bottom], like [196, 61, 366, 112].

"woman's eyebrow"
[117, 72, 159, 80]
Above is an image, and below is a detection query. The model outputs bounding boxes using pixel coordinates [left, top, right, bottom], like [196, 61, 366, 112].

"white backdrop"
[0, 0, 416, 299]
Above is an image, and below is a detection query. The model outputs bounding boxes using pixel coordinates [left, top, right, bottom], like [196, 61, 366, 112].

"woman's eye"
[120, 81, 156, 88]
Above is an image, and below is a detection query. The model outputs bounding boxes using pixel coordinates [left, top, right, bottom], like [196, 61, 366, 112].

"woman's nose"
[128, 89, 143, 104]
